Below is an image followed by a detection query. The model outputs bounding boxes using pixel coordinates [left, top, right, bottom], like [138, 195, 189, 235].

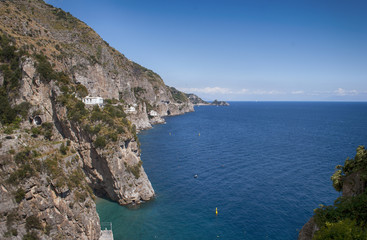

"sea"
[97, 102, 367, 240]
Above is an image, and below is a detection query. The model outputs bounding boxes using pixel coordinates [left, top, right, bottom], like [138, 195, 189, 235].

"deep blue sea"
[97, 102, 367, 240]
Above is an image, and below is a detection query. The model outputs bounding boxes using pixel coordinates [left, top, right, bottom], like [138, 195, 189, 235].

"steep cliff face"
[0, 136, 100, 240]
[0, 0, 193, 129]
[0, 0, 194, 239]
[298, 217, 318, 240]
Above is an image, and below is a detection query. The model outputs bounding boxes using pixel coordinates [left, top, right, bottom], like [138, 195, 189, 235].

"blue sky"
[46, 0, 367, 101]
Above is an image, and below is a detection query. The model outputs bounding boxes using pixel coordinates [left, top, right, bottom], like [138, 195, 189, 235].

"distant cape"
[185, 94, 229, 106]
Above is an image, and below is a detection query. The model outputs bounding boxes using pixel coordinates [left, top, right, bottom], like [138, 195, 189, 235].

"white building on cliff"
[82, 96, 103, 105]
[125, 106, 136, 113]
[149, 110, 158, 117]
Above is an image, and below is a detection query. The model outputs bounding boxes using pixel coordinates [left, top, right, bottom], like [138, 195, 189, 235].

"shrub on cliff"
[94, 136, 106, 149]
[169, 86, 188, 103]
[59, 143, 68, 155]
[15, 187, 25, 203]
[25, 215, 42, 231]
[313, 145, 367, 239]
[76, 84, 88, 98]
[66, 100, 88, 123]
[331, 146, 367, 192]
[313, 218, 367, 240]
[35, 54, 55, 82]
[0, 34, 31, 125]
[124, 161, 142, 179]
[22, 231, 39, 240]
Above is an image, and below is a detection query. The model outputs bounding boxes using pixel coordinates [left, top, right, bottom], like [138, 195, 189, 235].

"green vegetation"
[41, 122, 53, 140]
[8, 149, 41, 184]
[30, 122, 54, 140]
[31, 126, 41, 136]
[94, 136, 106, 149]
[59, 143, 68, 155]
[169, 86, 188, 103]
[314, 218, 367, 240]
[34, 54, 54, 83]
[0, 34, 31, 125]
[4, 210, 19, 237]
[124, 161, 142, 179]
[23, 215, 42, 240]
[50, 7, 78, 31]
[76, 84, 88, 98]
[131, 62, 164, 84]
[81, 102, 135, 149]
[43, 152, 94, 201]
[4, 228, 18, 237]
[23, 231, 39, 240]
[15, 187, 26, 203]
[57, 83, 89, 122]
[25, 215, 42, 231]
[313, 146, 367, 239]
[331, 146, 367, 192]
[133, 87, 147, 97]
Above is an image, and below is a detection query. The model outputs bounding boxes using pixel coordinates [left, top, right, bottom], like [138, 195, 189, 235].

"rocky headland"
[185, 94, 229, 106]
[0, 0, 194, 239]
[185, 93, 209, 105]
[211, 99, 230, 106]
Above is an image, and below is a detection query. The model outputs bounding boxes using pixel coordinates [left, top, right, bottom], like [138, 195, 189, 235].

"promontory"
[0, 0, 194, 239]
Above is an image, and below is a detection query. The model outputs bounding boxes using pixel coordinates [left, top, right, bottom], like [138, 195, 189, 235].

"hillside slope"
[0, 0, 193, 239]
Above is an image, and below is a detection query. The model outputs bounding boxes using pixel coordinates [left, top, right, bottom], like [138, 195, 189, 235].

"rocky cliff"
[185, 93, 230, 106]
[0, 0, 194, 239]
[185, 93, 209, 105]
[298, 146, 367, 239]
[211, 99, 230, 106]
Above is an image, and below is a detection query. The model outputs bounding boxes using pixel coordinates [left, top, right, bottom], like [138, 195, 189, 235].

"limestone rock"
[185, 93, 209, 105]
[0, 0, 198, 239]
[298, 217, 319, 240]
[342, 171, 366, 197]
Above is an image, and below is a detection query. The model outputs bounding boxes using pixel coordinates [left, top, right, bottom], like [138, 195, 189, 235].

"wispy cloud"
[180, 87, 284, 95]
[334, 88, 358, 96]
[180, 87, 232, 94]
[180, 87, 367, 100]
[249, 90, 284, 95]
[239, 88, 249, 93]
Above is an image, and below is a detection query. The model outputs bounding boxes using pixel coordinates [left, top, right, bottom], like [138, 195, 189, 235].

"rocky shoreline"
[0, 0, 194, 239]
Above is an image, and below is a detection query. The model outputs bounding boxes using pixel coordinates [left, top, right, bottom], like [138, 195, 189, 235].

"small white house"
[82, 96, 103, 105]
[125, 106, 136, 113]
[149, 110, 158, 117]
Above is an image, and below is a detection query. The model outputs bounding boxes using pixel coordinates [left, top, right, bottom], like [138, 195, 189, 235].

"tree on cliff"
[312, 146, 367, 239]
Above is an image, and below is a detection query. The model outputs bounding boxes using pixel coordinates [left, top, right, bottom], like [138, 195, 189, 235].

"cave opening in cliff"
[93, 186, 110, 199]
[34, 116, 42, 125]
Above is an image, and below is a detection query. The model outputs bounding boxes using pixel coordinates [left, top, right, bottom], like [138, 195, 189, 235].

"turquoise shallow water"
[97, 102, 367, 240]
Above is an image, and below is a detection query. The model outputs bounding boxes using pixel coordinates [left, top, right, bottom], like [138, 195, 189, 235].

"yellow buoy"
[198, 133, 200, 136]
[169, 132, 171, 135]
[216, 207, 218, 215]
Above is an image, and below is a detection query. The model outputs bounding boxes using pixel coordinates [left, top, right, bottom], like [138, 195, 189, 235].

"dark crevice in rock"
[50, 183, 70, 198]
[85, 147, 117, 201]
[50, 90, 66, 139]
[124, 139, 130, 149]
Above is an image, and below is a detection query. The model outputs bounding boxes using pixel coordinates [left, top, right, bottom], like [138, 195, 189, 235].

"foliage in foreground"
[313, 218, 367, 240]
[313, 146, 367, 239]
